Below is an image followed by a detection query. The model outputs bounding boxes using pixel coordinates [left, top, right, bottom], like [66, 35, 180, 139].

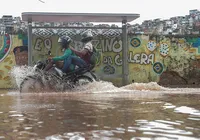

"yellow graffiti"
[178, 39, 185, 44]
[4, 65, 11, 70]
[0, 70, 4, 74]
[4, 57, 11, 62]
[132, 67, 141, 72]
[189, 48, 196, 53]
[3, 76, 10, 81]
[9, 60, 13, 64]
[4, 56, 11, 61]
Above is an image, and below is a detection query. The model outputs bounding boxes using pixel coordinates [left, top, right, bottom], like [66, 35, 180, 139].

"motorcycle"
[19, 56, 98, 93]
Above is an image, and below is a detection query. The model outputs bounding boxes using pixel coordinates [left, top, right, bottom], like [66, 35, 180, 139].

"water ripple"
[174, 106, 200, 117]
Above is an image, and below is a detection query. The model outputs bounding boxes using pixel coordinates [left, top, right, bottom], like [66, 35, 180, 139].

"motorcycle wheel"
[20, 76, 44, 93]
[73, 75, 93, 86]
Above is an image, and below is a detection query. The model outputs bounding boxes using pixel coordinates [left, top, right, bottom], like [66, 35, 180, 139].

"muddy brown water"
[0, 81, 200, 140]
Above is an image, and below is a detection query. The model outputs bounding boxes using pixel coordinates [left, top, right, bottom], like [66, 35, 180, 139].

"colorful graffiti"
[0, 34, 11, 62]
[2, 33, 200, 88]
[153, 62, 164, 75]
[0, 35, 27, 88]
[21, 35, 200, 86]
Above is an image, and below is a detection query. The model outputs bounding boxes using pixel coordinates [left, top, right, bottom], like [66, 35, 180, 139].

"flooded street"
[0, 82, 200, 140]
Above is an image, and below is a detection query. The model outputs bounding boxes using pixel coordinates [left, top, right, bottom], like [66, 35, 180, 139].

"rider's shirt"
[52, 48, 73, 61]
[82, 41, 93, 64]
[52, 48, 75, 70]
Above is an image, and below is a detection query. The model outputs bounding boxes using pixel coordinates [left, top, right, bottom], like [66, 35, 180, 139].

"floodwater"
[0, 66, 199, 140]
[0, 81, 200, 140]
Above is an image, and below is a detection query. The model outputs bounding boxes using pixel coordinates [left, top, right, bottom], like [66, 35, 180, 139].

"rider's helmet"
[81, 30, 93, 43]
[58, 36, 72, 49]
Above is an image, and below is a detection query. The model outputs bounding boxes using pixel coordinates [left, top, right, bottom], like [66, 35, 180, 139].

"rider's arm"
[70, 47, 88, 57]
[52, 49, 72, 61]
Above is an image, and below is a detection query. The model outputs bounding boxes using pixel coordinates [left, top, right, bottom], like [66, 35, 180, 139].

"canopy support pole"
[122, 20, 129, 86]
[28, 21, 33, 66]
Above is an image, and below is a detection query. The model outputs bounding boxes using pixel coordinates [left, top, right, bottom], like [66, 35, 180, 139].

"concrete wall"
[1, 34, 200, 88]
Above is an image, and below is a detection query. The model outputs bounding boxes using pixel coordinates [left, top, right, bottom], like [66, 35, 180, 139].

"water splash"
[121, 82, 168, 91]
[9, 66, 172, 93]
[10, 66, 36, 88]
[72, 81, 170, 94]
[74, 81, 128, 93]
[10, 66, 71, 93]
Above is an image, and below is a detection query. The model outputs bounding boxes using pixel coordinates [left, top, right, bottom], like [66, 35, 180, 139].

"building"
[2, 15, 14, 33]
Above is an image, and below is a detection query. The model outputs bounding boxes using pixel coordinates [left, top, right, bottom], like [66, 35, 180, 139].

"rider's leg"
[71, 56, 87, 68]
[62, 56, 72, 72]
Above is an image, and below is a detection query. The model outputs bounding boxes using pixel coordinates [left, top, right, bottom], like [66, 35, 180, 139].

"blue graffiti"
[192, 38, 200, 48]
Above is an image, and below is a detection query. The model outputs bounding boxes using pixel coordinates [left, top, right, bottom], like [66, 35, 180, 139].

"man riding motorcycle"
[62, 30, 94, 72]
[43, 36, 75, 73]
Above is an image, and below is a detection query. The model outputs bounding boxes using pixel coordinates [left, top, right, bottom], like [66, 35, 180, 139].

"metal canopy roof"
[22, 12, 140, 23]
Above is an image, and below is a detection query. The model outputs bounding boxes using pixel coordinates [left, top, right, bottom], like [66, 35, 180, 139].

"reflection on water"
[0, 82, 200, 140]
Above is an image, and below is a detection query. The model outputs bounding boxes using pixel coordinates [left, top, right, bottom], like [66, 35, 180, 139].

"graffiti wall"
[1, 31, 200, 88]
[0, 34, 28, 88]
[30, 34, 200, 87]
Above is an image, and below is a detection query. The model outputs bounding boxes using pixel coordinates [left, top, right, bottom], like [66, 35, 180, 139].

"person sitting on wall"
[62, 30, 94, 72]
[43, 36, 75, 73]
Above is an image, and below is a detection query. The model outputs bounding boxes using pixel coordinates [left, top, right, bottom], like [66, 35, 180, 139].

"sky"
[1, 0, 200, 25]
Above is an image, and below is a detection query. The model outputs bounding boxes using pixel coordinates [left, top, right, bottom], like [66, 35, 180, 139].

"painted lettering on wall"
[103, 56, 113, 65]
[129, 52, 155, 65]
[101, 38, 122, 53]
[44, 39, 52, 50]
[103, 52, 155, 66]
[72, 38, 120, 53]
[98, 38, 155, 66]
[34, 38, 43, 51]
[34, 38, 52, 51]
